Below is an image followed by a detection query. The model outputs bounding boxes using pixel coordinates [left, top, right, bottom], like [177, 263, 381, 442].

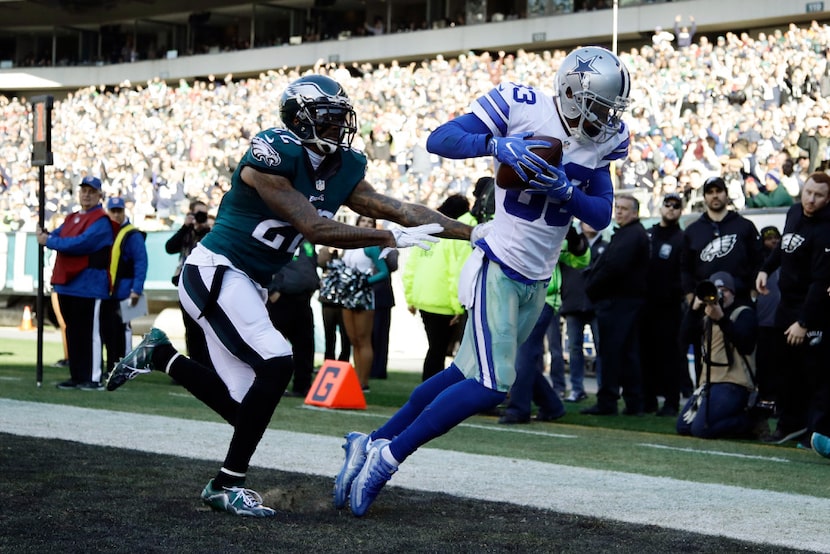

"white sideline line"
[1, 398, 828, 553]
[640, 442, 791, 463]
[301, 404, 389, 419]
[301, 405, 578, 438]
[462, 422, 577, 438]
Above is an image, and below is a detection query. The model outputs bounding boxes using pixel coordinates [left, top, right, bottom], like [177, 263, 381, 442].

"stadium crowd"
[3, 18, 830, 457]
[2, 20, 830, 233]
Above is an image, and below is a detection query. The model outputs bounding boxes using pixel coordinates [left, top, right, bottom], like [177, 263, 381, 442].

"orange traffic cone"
[18, 305, 34, 331]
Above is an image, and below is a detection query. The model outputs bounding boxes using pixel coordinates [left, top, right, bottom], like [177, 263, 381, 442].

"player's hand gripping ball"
[495, 135, 563, 189]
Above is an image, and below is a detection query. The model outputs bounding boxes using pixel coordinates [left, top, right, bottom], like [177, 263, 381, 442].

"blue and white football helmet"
[279, 75, 357, 154]
[555, 46, 631, 144]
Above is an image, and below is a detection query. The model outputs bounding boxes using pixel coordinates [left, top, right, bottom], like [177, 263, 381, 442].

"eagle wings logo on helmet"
[251, 135, 282, 167]
[781, 233, 805, 254]
[700, 234, 738, 262]
[285, 81, 327, 107]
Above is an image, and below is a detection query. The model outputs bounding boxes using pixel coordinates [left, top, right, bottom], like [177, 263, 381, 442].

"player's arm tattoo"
[347, 180, 473, 240]
[241, 166, 395, 248]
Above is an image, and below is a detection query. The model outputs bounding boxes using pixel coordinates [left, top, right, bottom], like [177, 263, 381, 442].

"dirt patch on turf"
[0, 433, 797, 553]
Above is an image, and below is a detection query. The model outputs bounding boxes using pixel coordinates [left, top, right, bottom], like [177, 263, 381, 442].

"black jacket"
[560, 236, 607, 315]
[164, 223, 210, 257]
[586, 220, 649, 302]
[761, 203, 830, 329]
[268, 241, 320, 296]
[646, 221, 684, 302]
[371, 249, 397, 310]
[680, 210, 762, 300]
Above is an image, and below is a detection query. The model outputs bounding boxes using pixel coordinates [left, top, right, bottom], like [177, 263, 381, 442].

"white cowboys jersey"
[470, 82, 628, 280]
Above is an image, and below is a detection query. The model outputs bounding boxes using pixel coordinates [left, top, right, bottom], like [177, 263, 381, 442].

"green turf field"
[2, 335, 826, 500]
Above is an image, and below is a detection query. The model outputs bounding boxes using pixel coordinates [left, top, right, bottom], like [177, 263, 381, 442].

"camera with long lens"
[192, 211, 208, 224]
[695, 279, 722, 305]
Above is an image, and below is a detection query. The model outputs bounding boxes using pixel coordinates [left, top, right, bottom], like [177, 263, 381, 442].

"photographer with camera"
[165, 199, 212, 366]
[677, 271, 760, 439]
[681, 175, 762, 387]
[166, 200, 212, 285]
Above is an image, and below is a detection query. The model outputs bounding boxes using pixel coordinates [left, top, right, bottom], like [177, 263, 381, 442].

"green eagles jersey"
[200, 127, 367, 286]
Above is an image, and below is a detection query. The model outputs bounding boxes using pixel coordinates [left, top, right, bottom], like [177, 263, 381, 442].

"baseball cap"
[702, 176, 726, 193]
[663, 192, 682, 203]
[709, 271, 735, 292]
[760, 226, 781, 239]
[80, 175, 102, 190]
[107, 197, 126, 210]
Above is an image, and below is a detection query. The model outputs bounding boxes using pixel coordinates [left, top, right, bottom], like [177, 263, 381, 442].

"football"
[495, 135, 563, 189]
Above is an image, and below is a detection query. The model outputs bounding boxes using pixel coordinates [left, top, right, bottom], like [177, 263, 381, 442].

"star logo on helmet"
[568, 55, 600, 76]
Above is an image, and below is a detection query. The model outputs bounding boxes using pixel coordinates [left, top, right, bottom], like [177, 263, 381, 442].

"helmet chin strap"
[315, 138, 338, 155]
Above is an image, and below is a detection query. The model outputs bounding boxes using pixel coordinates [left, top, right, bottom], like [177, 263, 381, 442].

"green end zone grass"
[1, 336, 826, 499]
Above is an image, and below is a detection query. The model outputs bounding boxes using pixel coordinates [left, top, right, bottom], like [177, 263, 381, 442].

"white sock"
[380, 445, 400, 467]
[164, 353, 181, 374]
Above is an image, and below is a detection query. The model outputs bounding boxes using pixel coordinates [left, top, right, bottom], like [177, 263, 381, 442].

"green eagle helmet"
[279, 74, 357, 154]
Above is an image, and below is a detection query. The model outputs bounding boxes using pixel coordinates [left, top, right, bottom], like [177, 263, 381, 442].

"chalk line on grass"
[1, 398, 828, 553]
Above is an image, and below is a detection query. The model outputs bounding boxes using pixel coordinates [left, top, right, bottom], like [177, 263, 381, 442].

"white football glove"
[380, 223, 443, 258]
[470, 220, 494, 247]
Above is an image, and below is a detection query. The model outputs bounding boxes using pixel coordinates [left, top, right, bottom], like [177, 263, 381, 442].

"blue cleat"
[333, 432, 369, 509]
[811, 432, 830, 459]
[106, 327, 171, 391]
[349, 438, 396, 517]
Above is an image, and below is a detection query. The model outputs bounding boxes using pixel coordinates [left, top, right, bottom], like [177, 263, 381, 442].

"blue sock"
[387, 377, 506, 463]
[372, 365, 465, 442]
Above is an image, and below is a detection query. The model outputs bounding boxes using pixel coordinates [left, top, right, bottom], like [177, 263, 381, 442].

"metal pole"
[386, 1, 391, 34]
[250, 3, 256, 49]
[30, 94, 53, 387]
[36, 167, 45, 386]
[612, 0, 619, 54]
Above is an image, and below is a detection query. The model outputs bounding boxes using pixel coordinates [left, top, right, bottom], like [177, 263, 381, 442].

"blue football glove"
[487, 132, 552, 182]
[529, 164, 574, 202]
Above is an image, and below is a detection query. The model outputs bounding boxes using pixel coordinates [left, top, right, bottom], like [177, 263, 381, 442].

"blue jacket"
[47, 205, 114, 299]
[110, 220, 148, 301]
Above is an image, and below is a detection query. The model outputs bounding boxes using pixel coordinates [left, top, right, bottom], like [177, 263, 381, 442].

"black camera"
[193, 211, 208, 224]
[695, 280, 722, 305]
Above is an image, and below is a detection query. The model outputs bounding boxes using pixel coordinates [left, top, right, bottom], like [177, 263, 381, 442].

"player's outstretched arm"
[242, 166, 395, 249]
[426, 114, 491, 159]
[346, 181, 472, 241]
